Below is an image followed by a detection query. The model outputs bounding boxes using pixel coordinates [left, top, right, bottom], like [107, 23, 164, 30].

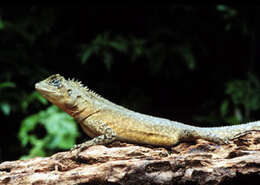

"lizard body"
[35, 74, 260, 152]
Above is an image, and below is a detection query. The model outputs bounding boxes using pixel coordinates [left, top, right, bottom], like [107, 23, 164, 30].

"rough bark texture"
[1, 131, 260, 185]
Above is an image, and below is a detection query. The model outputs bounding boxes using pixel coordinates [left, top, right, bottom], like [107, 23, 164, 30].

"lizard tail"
[186, 121, 260, 144]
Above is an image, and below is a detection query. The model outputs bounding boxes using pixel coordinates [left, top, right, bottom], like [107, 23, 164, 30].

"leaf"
[0, 18, 4, 30]
[234, 108, 243, 122]
[103, 52, 113, 71]
[21, 91, 48, 111]
[109, 41, 127, 52]
[216, 5, 229, 12]
[35, 92, 48, 105]
[177, 45, 196, 70]
[220, 100, 229, 117]
[0, 82, 16, 89]
[225, 24, 231, 31]
[29, 140, 46, 157]
[216, 4, 237, 19]
[81, 47, 94, 63]
[19, 114, 40, 146]
[0, 102, 11, 115]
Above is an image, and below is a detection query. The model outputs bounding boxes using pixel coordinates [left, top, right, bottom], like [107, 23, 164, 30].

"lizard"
[35, 74, 260, 154]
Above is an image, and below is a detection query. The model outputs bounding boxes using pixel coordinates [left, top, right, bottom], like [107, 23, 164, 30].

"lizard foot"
[71, 142, 92, 152]
[70, 141, 94, 160]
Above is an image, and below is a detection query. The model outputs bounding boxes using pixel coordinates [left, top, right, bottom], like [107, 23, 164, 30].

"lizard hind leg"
[71, 120, 117, 154]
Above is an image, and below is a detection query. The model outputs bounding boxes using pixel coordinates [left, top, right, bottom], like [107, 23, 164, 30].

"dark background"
[1, 4, 260, 161]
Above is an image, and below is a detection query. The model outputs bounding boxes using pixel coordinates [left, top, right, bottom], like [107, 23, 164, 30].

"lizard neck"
[57, 95, 100, 122]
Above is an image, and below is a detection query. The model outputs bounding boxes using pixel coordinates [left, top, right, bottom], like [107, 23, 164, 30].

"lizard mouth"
[35, 82, 57, 98]
[35, 83, 53, 92]
[35, 82, 42, 91]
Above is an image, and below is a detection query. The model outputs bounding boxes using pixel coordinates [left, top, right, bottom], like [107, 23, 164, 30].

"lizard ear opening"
[67, 89, 72, 96]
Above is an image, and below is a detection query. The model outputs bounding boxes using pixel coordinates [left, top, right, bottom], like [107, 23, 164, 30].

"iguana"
[35, 74, 260, 153]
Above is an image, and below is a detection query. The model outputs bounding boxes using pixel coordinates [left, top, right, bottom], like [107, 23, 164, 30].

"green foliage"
[80, 32, 196, 72]
[80, 32, 138, 70]
[217, 5, 237, 18]
[21, 91, 48, 112]
[224, 73, 260, 121]
[195, 73, 260, 125]
[0, 18, 4, 29]
[19, 105, 79, 159]
[0, 81, 15, 89]
[0, 81, 16, 115]
[0, 6, 58, 117]
[174, 43, 196, 70]
[0, 81, 46, 115]
[217, 4, 252, 35]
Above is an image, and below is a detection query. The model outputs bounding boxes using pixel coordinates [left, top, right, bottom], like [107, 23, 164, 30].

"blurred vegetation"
[19, 105, 79, 159]
[0, 4, 259, 161]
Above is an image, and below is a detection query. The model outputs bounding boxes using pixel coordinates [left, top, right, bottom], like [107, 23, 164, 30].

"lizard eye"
[49, 77, 62, 87]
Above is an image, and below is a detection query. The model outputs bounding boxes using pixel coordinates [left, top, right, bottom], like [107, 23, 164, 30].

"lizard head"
[35, 74, 77, 109]
[35, 74, 111, 115]
[35, 74, 96, 112]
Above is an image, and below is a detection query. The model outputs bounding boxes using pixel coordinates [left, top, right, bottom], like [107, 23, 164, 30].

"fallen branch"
[1, 131, 260, 185]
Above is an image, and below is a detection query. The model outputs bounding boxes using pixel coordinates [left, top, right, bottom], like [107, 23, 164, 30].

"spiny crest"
[68, 77, 84, 88]
[67, 76, 103, 99]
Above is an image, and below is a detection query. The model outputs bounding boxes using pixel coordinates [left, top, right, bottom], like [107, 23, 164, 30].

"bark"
[1, 131, 260, 185]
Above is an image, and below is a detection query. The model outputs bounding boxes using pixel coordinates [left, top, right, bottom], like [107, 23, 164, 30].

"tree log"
[1, 131, 260, 185]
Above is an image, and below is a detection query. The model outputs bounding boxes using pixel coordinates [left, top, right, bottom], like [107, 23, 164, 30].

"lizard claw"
[71, 144, 81, 151]
[70, 145, 83, 160]
[70, 143, 93, 160]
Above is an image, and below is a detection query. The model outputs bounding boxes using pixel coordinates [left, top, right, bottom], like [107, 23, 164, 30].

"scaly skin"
[35, 74, 260, 153]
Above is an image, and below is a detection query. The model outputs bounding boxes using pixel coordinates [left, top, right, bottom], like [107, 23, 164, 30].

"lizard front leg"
[71, 119, 117, 154]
